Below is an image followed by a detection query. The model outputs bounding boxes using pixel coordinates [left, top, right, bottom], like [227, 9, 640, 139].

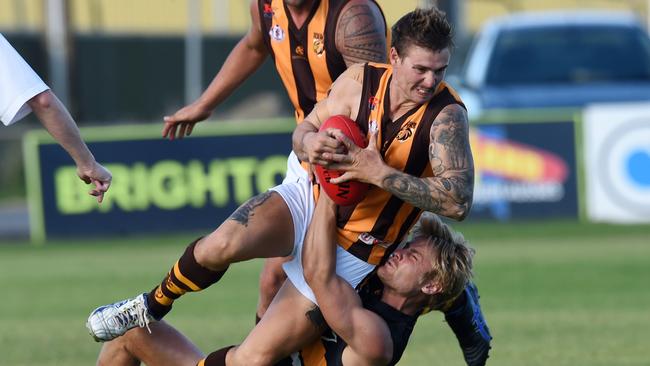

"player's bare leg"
[97, 321, 204, 366]
[256, 257, 290, 322]
[88, 191, 296, 341]
[222, 281, 325, 366]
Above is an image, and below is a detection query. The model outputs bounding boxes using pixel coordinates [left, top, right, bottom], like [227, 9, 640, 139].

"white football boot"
[86, 293, 155, 342]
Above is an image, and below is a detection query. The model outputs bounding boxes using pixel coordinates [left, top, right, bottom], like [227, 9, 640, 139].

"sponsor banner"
[24, 120, 294, 241]
[469, 121, 578, 220]
[24, 117, 580, 241]
[583, 102, 650, 223]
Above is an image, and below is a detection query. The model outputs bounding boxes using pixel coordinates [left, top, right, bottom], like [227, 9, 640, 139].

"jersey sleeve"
[0, 33, 49, 126]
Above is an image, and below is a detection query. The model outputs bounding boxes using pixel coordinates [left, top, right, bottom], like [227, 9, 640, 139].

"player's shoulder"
[337, 0, 385, 26]
[336, 0, 385, 30]
[433, 81, 467, 114]
[339, 0, 382, 12]
[337, 63, 366, 84]
[435, 103, 468, 128]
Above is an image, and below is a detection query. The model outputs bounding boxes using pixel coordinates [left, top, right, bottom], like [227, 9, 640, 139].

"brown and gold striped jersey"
[327, 63, 466, 265]
[258, 0, 384, 122]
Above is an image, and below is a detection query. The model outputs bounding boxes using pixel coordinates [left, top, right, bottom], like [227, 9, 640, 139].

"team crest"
[368, 120, 378, 133]
[312, 32, 325, 56]
[295, 45, 304, 56]
[270, 24, 285, 41]
[396, 121, 417, 142]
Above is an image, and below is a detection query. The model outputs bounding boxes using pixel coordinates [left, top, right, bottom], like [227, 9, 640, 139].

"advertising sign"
[470, 120, 578, 221]
[24, 120, 295, 241]
[24, 115, 583, 242]
[583, 103, 650, 223]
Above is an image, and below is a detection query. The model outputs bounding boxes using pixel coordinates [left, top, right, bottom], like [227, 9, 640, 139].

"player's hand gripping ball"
[314, 115, 370, 206]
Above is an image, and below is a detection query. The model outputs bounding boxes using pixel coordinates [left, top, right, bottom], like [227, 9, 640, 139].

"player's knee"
[121, 327, 149, 352]
[259, 267, 286, 296]
[96, 332, 139, 366]
[363, 343, 393, 366]
[257, 272, 285, 316]
[193, 234, 239, 271]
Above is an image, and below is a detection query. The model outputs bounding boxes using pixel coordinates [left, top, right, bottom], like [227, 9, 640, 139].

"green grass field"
[1, 221, 649, 366]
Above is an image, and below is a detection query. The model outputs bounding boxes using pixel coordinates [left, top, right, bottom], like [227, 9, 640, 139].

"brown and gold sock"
[146, 238, 229, 319]
[199, 345, 235, 366]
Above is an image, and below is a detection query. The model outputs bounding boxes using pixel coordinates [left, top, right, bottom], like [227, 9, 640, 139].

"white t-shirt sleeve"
[0, 33, 50, 126]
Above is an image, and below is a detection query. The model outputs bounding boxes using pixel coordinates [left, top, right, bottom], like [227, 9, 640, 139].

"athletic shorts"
[270, 174, 375, 304]
[282, 151, 309, 184]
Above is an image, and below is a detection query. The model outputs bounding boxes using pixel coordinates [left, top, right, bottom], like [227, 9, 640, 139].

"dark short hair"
[391, 7, 453, 56]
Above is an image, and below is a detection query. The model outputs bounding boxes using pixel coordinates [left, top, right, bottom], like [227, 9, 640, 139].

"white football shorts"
[270, 171, 375, 304]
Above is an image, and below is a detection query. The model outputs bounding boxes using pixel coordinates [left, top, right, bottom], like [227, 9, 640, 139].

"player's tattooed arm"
[336, 0, 387, 66]
[382, 104, 474, 220]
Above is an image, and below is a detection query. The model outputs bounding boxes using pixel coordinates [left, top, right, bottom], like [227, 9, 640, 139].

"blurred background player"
[0, 33, 111, 202]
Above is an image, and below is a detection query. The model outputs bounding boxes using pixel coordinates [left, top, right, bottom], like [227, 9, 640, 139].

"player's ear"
[389, 47, 400, 65]
[421, 280, 441, 295]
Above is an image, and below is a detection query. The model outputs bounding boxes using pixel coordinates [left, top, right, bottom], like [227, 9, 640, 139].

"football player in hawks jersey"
[161, 0, 388, 329]
[88, 7, 491, 366]
[95, 194, 475, 366]
[293, 8, 492, 363]
[159, 2, 489, 364]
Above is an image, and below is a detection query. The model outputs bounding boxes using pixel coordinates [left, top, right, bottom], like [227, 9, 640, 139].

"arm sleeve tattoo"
[382, 105, 475, 220]
[336, 3, 387, 65]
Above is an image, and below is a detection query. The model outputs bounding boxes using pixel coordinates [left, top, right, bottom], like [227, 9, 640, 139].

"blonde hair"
[410, 212, 474, 313]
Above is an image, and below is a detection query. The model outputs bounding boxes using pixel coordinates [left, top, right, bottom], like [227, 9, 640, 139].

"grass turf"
[0, 222, 648, 365]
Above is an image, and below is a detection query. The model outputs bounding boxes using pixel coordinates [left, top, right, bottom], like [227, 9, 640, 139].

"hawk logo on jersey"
[263, 3, 274, 18]
[313, 32, 325, 56]
[295, 45, 305, 56]
[369, 120, 378, 134]
[396, 121, 417, 142]
[270, 25, 285, 41]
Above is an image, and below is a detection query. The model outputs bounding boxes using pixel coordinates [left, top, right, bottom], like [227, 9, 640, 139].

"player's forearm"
[304, 200, 368, 344]
[380, 170, 474, 221]
[196, 37, 267, 111]
[302, 196, 338, 286]
[29, 91, 96, 168]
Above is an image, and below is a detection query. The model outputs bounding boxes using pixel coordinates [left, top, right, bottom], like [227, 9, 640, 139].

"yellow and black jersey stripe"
[258, 0, 385, 122]
[329, 63, 466, 265]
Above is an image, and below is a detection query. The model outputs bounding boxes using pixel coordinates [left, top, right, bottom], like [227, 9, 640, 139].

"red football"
[314, 115, 369, 206]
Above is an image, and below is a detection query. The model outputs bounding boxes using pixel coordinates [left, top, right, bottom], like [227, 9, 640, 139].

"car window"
[486, 25, 650, 85]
